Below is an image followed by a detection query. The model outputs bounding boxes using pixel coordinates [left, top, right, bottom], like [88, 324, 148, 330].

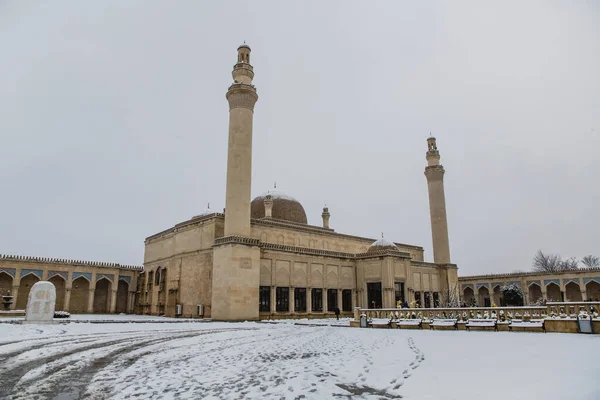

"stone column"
[11, 285, 19, 310]
[87, 289, 95, 313]
[289, 287, 295, 314]
[127, 291, 134, 313]
[307, 288, 312, 313]
[323, 289, 328, 313]
[581, 290, 588, 301]
[270, 285, 276, 314]
[430, 291, 434, 308]
[110, 289, 118, 313]
[337, 289, 343, 312]
[64, 287, 72, 312]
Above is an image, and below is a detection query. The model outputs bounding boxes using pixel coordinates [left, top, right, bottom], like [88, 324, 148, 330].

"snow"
[0, 318, 598, 399]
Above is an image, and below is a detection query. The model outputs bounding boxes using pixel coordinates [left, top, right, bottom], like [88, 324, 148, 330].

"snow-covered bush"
[54, 311, 70, 319]
[501, 284, 524, 306]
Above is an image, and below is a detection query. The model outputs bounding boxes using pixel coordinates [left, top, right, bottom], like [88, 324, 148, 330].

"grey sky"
[1, 1, 598, 275]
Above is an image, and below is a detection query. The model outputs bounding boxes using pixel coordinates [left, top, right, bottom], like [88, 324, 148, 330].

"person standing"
[334, 306, 341, 320]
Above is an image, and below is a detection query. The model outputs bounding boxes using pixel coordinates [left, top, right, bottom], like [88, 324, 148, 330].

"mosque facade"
[138, 45, 459, 320]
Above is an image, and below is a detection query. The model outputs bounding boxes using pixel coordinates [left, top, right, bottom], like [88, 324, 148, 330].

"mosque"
[0, 44, 600, 321]
[2, 44, 598, 319]
[138, 44, 458, 320]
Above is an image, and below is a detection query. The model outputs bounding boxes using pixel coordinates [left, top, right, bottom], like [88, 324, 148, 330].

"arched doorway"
[48, 275, 66, 311]
[478, 286, 491, 307]
[70, 276, 90, 313]
[565, 282, 582, 302]
[463, 287, 475, 306]
[528, 283, 543, 305]
[492, 285, 504, 306]
[586, 280, 600, 301]
[16, 274, 40, 309]
[116, 280, 129, 313]
[94, 278, 111, 313]
[0, 272, 13, 297]
[546, 282, 562, 302]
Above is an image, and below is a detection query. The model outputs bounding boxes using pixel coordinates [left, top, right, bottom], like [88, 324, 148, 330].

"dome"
[251, 190, 307, 224]
[368, 236, 398, 253]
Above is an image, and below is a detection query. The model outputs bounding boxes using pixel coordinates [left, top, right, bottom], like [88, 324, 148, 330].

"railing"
[355, 302, 600, 321]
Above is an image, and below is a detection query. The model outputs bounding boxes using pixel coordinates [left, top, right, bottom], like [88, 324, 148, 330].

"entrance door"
[366, 282, 382, 309]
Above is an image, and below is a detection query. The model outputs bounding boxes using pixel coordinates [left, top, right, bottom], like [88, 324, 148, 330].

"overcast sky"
[1, 1, 598, 275]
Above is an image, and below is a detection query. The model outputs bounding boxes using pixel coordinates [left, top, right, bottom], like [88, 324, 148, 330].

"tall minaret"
[212, 45, 261, 321]
[224, 43, 258, 237]
[424, 136, 451, 264]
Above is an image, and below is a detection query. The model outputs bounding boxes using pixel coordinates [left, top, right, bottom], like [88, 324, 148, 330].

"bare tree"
[439, 283, 461, 308]
[560, 257, 579, 270]
[532, 250, 563, 272]
[582, 255, 600, 268]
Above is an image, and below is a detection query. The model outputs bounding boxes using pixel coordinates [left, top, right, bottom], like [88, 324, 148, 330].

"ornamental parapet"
[226, 83, 258, 111]
[458, 266, 600, 281]
[0, 254, 143, 271]
[355, 249, 411, 259]
[424, 165, 445, 181]
[213, 235, 260, 247]
[260, 243, 354, 260]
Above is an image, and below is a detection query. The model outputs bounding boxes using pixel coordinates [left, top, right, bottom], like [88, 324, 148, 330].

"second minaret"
[424, 136, 451, 264]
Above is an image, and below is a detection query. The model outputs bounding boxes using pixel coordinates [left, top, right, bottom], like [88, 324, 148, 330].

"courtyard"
[0, 317, 598, 399]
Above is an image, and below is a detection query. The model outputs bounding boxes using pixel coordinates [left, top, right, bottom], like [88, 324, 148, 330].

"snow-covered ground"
[0, 319, 598, 399]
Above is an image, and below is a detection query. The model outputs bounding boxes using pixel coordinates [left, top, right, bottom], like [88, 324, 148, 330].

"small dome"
[251, 190, 307, 224]
[238, 43, 251, 50]
[368, 237, 398, 253]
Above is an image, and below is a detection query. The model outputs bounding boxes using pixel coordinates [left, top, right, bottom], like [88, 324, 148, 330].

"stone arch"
[323, 241, 329, 250]
[565, 281, 582, 302]
[16, 274, 40, 309]
[260, 232, 267, 242]
[295, 237, 301, 247]
[492, 285, 504, 306]
[308, 239, 315, 248]
[48, 275, 67, 311]
[0, 271, 13, 297]
[585, 280, 600, 301]
[311, 269, 323, 287]
[528, 283, 543, 305]
[463, 287, 475, 305]
[116, 280, 129, 313]
[71, 276, 90, 313]
[546, 282, 562, 302]
[94, 278, 112, 313]
[277, 235, 284, 245]
[478, 286, 490, 307]
[276, 267, 290, 286]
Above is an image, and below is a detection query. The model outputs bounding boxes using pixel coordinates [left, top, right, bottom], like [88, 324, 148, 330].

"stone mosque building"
[138, 44, 459, 320]
[2, 44, 599, 319]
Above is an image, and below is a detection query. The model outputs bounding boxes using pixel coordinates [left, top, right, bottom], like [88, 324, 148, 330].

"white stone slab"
[24, 281, 56, 324]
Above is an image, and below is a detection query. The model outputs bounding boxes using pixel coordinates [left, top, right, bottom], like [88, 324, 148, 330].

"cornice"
[0, 254, 143, 271]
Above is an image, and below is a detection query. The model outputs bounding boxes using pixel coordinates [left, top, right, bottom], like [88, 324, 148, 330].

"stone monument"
[24, 281, 56, 323]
